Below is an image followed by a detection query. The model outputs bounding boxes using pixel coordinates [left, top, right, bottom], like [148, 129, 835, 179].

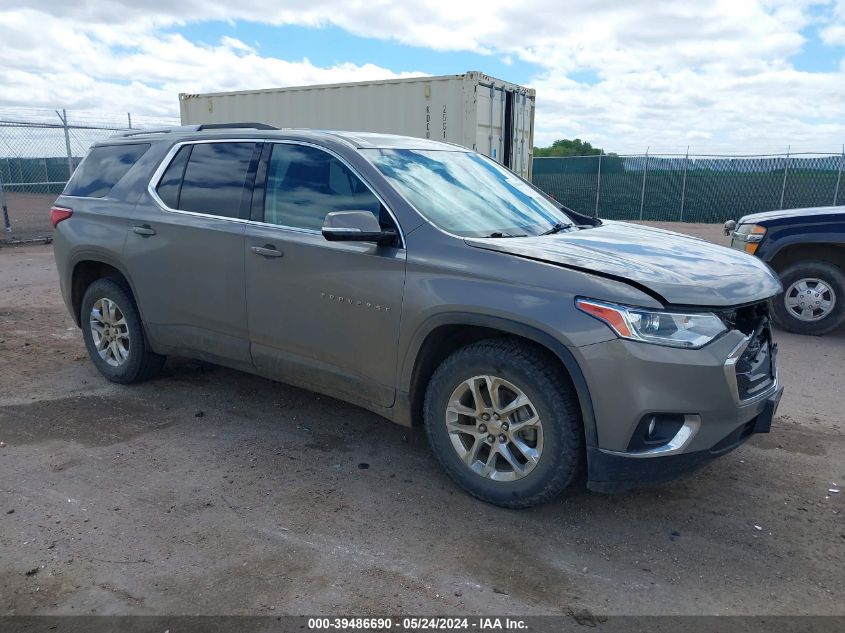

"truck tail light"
[51, 206, 73, 228]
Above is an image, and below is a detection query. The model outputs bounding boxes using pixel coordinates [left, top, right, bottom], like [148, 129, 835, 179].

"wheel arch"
[766, 241, 845, 273]
[399, 313, 598, 448]
[69, 254, 139, 327]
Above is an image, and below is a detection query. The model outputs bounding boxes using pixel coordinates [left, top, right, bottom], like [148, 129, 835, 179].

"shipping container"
[179, 71, 536, 179]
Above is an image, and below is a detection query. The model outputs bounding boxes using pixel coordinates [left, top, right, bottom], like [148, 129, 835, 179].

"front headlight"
[731, 223, 767, 254]
[576, 298, 727, 349]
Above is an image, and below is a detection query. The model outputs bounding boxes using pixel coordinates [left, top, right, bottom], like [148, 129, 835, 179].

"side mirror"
[723, 219, 736, 236]
[322, 211, 397, 245]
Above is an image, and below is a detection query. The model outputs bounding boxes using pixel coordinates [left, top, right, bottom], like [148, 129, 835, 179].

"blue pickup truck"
[725, 206, 845, 335]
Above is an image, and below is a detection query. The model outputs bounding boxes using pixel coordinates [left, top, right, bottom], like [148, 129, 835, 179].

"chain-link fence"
[0, 108, 178, 243]
[3, 109, 844, 243]
[532, 151, 845, 223]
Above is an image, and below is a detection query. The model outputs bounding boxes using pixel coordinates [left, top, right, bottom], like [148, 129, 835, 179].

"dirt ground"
[0, 226, 843, 617]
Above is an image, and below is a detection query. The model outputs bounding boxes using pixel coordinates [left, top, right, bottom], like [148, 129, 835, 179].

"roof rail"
[111, 125, 199, 138]
[197, 122, 279, 131]
[109, 122, 279, 139]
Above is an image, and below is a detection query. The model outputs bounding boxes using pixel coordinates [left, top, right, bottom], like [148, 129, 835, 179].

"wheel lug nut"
[501, 422, 509, 431]
[487, 434, 495, 443]
[478, 424, 487, 433]
[481, 413, 490, 421]
[498, 434, 507, 443]
[493, 413, 500, 420]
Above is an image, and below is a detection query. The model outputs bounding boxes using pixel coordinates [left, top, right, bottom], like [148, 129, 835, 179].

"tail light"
[51, 206, 73, 228]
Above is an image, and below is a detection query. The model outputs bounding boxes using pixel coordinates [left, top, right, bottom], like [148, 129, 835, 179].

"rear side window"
[174, 142, 257, 218]
[64, 143, 150, 198]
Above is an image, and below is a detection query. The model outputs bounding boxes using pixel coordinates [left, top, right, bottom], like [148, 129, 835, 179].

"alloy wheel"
[89, 297, 130, 367]
[445, 375, 544, 481]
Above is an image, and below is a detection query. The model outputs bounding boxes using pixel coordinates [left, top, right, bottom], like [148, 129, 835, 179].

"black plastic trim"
[197, 122, 279, 131]
[586, 413, 766, 493]
[250, 143, 273, 222]
[238, 143, 264, 221]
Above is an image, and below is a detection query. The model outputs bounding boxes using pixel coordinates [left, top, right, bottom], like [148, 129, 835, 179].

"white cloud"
[0, 1, 844, 151]
[820, 0, 845, 44]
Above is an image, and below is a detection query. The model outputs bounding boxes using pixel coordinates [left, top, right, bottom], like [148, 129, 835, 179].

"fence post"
[488, 86, 494, 156]
[834, 144, 844, 207]
[639, 148, 649, 220]
[127, 112, 132, 129]
[594, 153, 602, 217]
[56, 109, 74, 180]
[779, 145, 790, 210]
[0, 168, 10, 235]
[679, 146, 689, 222]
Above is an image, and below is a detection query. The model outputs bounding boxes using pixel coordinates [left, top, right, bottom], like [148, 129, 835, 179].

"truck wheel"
[423, 339, 583, 508]
[772, 261, 845, 335]
[80, 278, 165, 383]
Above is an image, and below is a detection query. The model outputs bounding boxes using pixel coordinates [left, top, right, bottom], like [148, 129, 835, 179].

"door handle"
[132, 225, 156, 236]
[251, 245, 284, 258]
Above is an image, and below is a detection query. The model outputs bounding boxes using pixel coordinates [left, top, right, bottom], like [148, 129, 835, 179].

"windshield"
[362, 149, 572, 237]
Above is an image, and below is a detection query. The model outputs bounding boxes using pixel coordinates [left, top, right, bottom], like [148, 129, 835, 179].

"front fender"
[398, 311, 599, 448]
[758, 224, 845, 263]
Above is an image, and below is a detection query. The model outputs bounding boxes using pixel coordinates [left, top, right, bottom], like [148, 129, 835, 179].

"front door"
[244, 142, 406, 407]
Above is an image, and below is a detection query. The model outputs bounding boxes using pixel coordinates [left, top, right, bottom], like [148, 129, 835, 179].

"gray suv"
[52, 124, 784, 507]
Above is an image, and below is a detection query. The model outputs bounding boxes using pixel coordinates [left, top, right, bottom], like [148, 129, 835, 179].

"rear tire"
[80, 278, 165, 383]
[423, 338, 583, 508]
[772, 261, 845, 336]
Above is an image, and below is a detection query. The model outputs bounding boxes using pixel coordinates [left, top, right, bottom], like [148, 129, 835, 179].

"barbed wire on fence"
[0, 106, 180, 130]
[532, 148, 845, 224]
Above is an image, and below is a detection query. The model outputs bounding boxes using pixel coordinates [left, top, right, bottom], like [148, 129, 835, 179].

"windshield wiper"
[486, 231, 527, 238]
[540, 222, 573, 236]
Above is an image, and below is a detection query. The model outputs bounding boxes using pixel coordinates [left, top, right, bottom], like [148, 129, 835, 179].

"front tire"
[772, 261, 845, 336]
[80, 278, 165, 383]
[423, 339, 583, 508]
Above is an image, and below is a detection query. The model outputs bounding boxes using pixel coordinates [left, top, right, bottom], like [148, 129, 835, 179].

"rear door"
[244, 141, 406, 407]
[124, 139, 261, 366]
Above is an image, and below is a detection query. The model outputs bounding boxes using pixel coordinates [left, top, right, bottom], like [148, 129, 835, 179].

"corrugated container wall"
[179, 71, 535, 179]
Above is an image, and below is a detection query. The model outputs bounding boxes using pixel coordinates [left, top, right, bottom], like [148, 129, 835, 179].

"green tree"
[533, 138, 605, 157]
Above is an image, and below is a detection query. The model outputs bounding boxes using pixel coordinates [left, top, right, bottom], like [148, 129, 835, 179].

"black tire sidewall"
[424, 342, 582, 507]
[80, 278, 151, 383]
[772, 262, 845, 335]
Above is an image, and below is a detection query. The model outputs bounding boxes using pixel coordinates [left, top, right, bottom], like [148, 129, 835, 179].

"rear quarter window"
[63, 143, 150, 198]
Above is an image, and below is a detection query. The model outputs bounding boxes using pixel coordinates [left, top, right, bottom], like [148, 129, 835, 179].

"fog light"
[627, 413, 687, 452]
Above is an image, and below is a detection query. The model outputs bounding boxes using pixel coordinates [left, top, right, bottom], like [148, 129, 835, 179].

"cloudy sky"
[1, 0, 844, 152]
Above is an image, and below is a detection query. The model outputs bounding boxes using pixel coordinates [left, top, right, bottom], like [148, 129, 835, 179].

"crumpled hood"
[465, 221, 782, 307]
